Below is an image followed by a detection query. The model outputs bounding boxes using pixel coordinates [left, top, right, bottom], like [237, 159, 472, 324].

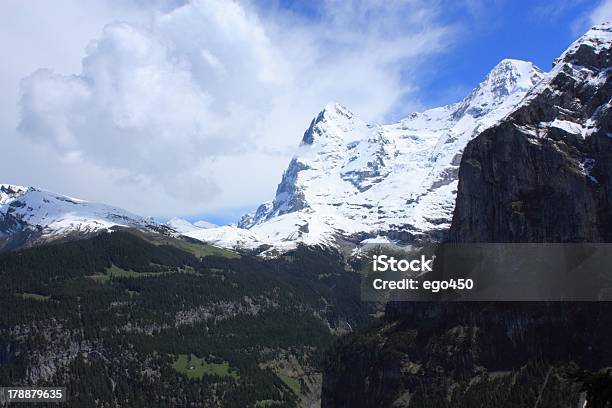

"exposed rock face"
[450, 23, 612, 243]
[321, 24, 612, 408]
[322, 303, 612, 408]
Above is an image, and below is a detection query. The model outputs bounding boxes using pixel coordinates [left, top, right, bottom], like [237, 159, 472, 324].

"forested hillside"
[0, 230, 371, 407]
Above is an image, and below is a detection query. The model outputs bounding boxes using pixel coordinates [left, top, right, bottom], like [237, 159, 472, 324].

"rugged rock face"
[321, 24, 612, 408]
[450, 23, 612, 243]
[322, 303, 612, 408]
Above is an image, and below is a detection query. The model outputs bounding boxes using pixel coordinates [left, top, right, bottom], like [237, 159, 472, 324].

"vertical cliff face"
[321, 24, 612, 408]
[322, 303, 612, 408]
[449, 23, 612, 243]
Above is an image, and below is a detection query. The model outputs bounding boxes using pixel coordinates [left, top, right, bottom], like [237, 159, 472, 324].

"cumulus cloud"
[15, 0, 456, 218]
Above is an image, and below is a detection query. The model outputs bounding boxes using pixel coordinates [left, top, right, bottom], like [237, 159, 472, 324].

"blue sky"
[415, 0, 599, 110]
[0, 0, 610, 226]
[197, 0, 610, 225]
[261, 0, 604, 116]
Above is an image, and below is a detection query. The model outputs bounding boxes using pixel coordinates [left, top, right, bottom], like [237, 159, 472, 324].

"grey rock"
[449, 24, 612, 243]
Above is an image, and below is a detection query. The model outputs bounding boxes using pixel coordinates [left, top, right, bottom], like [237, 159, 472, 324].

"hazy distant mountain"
[165, 217, 217, 234]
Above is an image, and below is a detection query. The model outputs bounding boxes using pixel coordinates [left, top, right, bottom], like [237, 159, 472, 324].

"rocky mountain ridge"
[187, 59, 544, 253]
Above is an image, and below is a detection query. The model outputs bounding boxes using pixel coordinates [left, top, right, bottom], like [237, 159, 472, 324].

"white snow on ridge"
[0, 184, 28, 205]
[0, 184, 165, 243]
[556, 22, 612, 65]
[187, 225, 260, 250]
[166, 217, 217, 233]
[189, 59, 545, 253]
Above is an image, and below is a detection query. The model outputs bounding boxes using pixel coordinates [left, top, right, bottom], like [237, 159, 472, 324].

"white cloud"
[10, 0, 456, 218]
[589, 0, 612, 25]
[572, 0, 612, 35]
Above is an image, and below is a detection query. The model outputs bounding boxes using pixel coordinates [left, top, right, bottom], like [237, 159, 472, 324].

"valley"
[1, 21, 611, 408]
[0, 230, 371, 407]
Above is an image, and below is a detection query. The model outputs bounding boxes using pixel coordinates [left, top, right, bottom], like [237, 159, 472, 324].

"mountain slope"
[189, 59, 544, 253]
[0, 229, 371, 407]
[0, 184, 171, 250]
[450, 22, 612, 243]
[321, 23, 612, 408]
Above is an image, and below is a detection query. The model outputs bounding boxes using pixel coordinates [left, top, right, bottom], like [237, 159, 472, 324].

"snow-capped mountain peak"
[165, 217, 217, 233]
[453, 59, 543, 120]
[0, 184, 170, 250]
[300, 102, 373, 147]
[188, 58, 545, 254]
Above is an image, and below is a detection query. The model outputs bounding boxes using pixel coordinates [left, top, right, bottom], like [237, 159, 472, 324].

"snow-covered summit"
[512, 23, 611, 141]
[452, 59, 543, 119]
[188, 59, 545, 253]
[300, 102, 369, 145]
[165, 217, 217, 233]
[0, 184, 170, 250]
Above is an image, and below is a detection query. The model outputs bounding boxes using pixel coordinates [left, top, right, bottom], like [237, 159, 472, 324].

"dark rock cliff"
[450, 24, 612, 243]
[321, 24, 612, 408]
[323, 303, 612, 407]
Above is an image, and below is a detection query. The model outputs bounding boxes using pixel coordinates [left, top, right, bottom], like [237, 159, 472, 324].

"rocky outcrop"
[321, 24, 612, 408]
[450, 23, 612, 243]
